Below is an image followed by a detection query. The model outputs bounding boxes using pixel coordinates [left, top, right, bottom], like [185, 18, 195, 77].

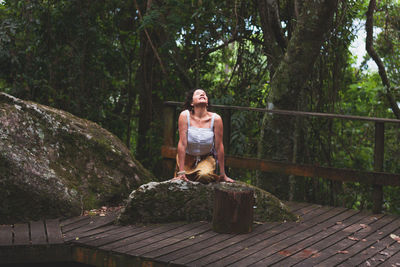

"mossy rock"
[117, 180, 297, 225]
[0, 92, 153, 223]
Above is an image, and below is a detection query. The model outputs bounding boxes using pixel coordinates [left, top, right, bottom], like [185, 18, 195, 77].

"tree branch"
[366, 0, 400, 119]
[257, 0, 287, 75]
[133, 0, 168, 76]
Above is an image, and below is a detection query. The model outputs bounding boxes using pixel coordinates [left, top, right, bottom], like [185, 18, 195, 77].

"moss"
[0, 93, 153, 223]
[118, 181, 297, 225]
[0, 155, 10, 179]
[82, 193, 100, 210]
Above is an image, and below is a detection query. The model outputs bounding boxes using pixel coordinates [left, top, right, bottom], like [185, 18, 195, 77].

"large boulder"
[0, 92, 153, 223]
[117, 180, 297, 225]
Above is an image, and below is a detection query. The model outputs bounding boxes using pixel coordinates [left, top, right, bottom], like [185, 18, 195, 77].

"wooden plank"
[0, 225, 13, 246]
[339, 219, 400, 266]
[360, 235, 400, 266]
[119, 222, 206, 254]
[67, 225, 119, 242]
[61, 216, 93, 233]
[0, 245, 71, 264]
[187, 207, 348, 267]
[257, 210, 364, 266]
[144, 223, 219, 259]
[172, 221, 282, 266]
[209, 206, 342, 267]
[71, 246, 153, 267]
[313, 216, 400, 266]
[60, 215, 89, 228]
[284, 201, 311, 213]
[13, 223, 30, 246]
[30, 221, 47, 245]
[172, 206, 336, 266]
[293, 214, 393, 266]
[268, 211, 372, 267]
[166, 204, 325, 265]
[99, 222, 187, 251]
[154, 230, 222, 263]
[128, 222, 211, 256]
[374, 249, 400, 267]
[73, 225, 150, 247]
[45, 219, 64, 244]
[158, 229, 236, 263]
[162, 145, 400, 186]
[295, 204, 327, 222]
[63, 213, 117, 241]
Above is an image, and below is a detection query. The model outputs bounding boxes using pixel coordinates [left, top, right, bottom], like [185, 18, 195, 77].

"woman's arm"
[214, 114, 234, 182]
[175, 110, 189, 181]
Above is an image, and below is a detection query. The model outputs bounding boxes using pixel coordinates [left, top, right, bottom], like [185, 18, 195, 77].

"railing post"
[373, 122, 384, 213]
[162, 104, 176, 178]
[222, 109, 231, 155]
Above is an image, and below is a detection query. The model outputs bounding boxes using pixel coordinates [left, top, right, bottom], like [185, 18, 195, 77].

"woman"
[173, 89, 234, 183]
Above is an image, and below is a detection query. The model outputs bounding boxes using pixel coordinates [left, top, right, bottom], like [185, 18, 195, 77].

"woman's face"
[192, 89, 208, 106]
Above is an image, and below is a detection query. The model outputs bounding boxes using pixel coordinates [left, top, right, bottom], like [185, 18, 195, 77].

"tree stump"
[212, 184, 254, 234]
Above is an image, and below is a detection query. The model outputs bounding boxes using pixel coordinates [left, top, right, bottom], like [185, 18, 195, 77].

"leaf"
[360, 224, 368, 228]
[338, 250, 349, 254]
[188, 236, 195, 239]
[379, 251, 389, 256]
[348, 236, 359, 241]
[279, 250, 292, 256]
[390, 234, 400, 243]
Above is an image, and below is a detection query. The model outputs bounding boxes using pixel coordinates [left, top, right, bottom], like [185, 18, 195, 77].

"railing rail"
[164, 101, 400, 123]
[162, 101, 400, 213]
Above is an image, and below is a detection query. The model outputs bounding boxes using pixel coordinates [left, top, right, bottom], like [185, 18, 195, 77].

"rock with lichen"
[117, 180, 297, 225]
[0, 92, 153, 223]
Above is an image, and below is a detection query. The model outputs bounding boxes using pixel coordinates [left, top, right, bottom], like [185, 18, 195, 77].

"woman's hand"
[220, 174, 234, 183]
[173, 173, 189, 182]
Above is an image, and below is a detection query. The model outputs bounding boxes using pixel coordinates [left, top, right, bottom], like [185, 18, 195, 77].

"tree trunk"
[136, 0, 164, 168]
[137, 35, 154, 166]
[258, 0, 338, 199]
[271, 0, 338, 110]
[212, 185, 254, 234]
[271, 0, 338, 158]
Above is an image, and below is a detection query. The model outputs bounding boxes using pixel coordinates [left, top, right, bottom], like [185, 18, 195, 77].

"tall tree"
[366, 0, 400, 119]
[256, 0, 339, 199]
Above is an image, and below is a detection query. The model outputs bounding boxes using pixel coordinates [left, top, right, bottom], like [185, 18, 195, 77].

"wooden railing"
[161, 101, 400, 213]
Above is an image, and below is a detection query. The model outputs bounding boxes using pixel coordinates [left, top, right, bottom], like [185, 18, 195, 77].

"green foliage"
[0, 0, 399, 214]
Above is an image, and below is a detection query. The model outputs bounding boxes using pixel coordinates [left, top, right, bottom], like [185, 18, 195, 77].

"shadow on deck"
[1, 202, 400, 266]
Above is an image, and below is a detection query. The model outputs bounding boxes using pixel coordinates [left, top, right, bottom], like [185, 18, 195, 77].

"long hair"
[183, 88, 211, 113]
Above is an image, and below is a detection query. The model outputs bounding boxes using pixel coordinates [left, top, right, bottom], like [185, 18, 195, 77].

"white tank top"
[186, 110, 215, 156]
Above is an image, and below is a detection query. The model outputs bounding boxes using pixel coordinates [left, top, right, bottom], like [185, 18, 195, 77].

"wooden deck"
[1, 202, 400, 266]
[0, 218, 70, 264]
